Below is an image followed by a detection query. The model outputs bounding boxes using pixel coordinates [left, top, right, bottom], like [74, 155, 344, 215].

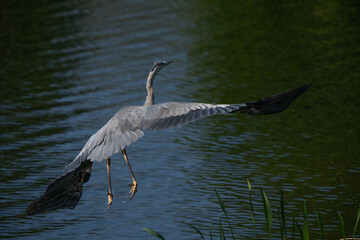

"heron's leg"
[121, 149, 138, 199]
[106, 158, 113, 209]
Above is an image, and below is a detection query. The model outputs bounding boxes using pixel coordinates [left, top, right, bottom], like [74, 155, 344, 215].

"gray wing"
[78, 84, 311, 162]
[76, 106, 147, 162]
[25, 155, 92, 215]
[73, 102, 237, 162]
[26, 105, 149, 215]
[143, 102, 243, 130]
[144, 84, 311, 130]
[70, 102, 238, 163]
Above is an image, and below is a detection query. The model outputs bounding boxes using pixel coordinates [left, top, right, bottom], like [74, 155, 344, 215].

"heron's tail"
[25, 157, 93, 216]
[238, 84, 311, 115]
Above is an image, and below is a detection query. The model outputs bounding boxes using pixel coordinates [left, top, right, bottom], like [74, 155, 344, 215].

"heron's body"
[26, 61, 311, 215]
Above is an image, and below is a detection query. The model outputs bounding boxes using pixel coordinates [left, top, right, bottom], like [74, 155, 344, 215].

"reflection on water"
[1, 0, 359, 239]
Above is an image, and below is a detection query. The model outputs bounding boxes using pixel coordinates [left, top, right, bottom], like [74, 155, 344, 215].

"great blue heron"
[25, 60, 311, 215]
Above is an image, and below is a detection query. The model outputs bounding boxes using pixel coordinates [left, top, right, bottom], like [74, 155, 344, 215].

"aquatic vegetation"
[144, 180, 360, 239]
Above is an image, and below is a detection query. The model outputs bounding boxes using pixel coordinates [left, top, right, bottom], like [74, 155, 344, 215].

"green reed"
[247, 179, 258, 239]
[144, 181, 360, 239]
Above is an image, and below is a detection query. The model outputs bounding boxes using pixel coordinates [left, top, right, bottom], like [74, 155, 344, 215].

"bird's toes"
[129, 181, 138, 199]
[130, 189, 137, 199]
[107, 191, 113, 209]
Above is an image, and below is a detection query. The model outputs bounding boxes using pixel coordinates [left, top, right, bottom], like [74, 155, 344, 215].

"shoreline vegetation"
[144, 180, 360, 240]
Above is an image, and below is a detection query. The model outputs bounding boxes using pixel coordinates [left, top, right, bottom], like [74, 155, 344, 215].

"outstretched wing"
[83, 84, 311, 161]
[143, 84, 311, 130]
[25, 153, 92, 216]
[76, 106, 147, 162]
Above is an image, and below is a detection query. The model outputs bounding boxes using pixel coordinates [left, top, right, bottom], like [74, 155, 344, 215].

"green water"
[0, 0, 359, 239]
[182, 0, 360, 237]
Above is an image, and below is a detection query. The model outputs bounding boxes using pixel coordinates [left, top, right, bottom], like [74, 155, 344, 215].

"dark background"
[1, 0, 359, 239]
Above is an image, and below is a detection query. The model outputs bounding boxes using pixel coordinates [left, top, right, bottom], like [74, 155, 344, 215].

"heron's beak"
[165, 60, 172, 65]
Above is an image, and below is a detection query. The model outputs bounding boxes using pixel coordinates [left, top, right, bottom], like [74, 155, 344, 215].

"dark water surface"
[1, 0, 359, 239]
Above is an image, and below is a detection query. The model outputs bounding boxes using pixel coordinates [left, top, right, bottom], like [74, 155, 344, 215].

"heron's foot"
[107, 191, 113, 209]
[128, 180, 138, 199]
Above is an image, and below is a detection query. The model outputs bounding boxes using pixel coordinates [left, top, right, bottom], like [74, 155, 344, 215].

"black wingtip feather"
[239, 84, 311, 115]
[25, 160, 93, 216]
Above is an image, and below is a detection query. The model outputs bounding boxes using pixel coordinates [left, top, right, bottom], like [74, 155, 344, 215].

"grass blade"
[177, 221, 204, 240]
[280, 189, 287, 239]
[219, 217, 225, 240]
[303, 201, 309, 240]
[338, 212, 346, 239]
[291, 214, 296, 240]
[277, 209, 284, 239]
[215, 188, 226, 216]
[215, 189, 235, 239]
[314, 204, 325, 240]
[247, 179, 258, 239]
[247, 178, 252, 191]
[260, 187, 272, 239]
[297, 221, 303, 240]
[352, 205, 360, 238]
[142, 228, 166, 240]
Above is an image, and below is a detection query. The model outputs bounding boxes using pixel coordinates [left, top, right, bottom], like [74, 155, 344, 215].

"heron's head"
[151, 60, 172, 73]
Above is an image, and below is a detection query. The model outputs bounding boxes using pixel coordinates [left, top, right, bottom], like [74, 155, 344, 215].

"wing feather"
[144, 84, 311, 131]
[77, 84, 311, 162]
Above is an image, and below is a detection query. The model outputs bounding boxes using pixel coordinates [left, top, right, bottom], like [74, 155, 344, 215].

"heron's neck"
[144, 71, 156, 106]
